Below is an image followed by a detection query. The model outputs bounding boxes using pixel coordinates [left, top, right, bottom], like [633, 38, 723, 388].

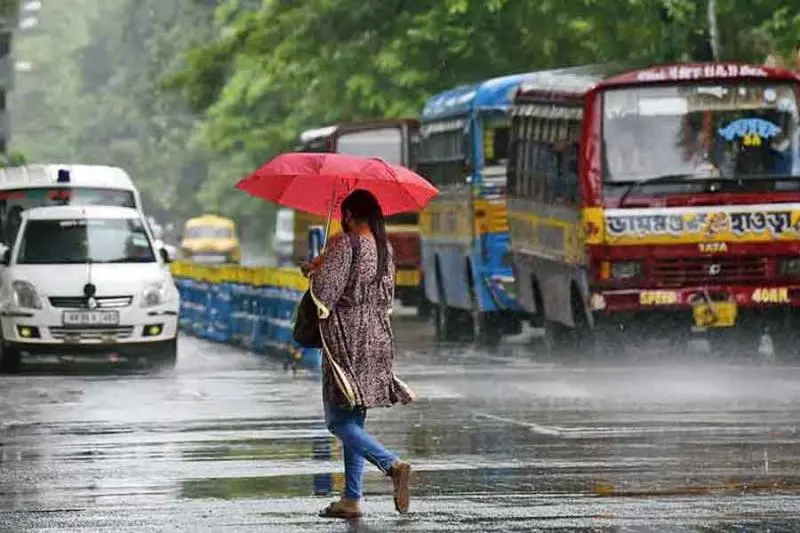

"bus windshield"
[0, 187, 136, 246]
[603, 82, 800, 183]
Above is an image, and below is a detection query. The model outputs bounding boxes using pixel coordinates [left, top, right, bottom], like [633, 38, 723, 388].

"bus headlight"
[611, 261, 641, 280]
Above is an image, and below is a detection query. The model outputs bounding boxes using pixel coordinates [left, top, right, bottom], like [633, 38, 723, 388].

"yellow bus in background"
[180, 214, 241, 264]
[294, 119, 426, 311]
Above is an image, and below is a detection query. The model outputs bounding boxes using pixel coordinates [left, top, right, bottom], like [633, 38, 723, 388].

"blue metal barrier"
[170, 262, 321, 372]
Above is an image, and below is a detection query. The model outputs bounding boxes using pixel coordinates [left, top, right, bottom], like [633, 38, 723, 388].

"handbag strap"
[344, 233, 361, 291]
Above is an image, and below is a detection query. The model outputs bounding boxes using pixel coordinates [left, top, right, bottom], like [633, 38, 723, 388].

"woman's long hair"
[341, 189, 388, 280]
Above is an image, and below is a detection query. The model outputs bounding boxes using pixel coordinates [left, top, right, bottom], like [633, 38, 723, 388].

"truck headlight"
[141, 281, 169, 308]
[12, 280, 42, 309]
[781, 258, 800, 276]
[611, 261, 641, 280]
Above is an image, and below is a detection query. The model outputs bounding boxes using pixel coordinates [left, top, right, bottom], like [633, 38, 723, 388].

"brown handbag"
[293, 234, 360, 348]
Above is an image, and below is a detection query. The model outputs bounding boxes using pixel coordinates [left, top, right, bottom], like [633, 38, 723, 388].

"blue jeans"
[325, 405, 398, 500]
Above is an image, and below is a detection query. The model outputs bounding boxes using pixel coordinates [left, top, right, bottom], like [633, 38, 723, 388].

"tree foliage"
[9, 0, 800, 251]
[171, 0, 800, 163]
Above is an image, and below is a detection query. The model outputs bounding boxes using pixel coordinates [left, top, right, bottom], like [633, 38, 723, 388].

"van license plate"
[62, 311, 120, 326]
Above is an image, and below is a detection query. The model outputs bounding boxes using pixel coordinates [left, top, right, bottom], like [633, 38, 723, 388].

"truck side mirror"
[1, 248, 10, 266]
[160, 247, 172, 264]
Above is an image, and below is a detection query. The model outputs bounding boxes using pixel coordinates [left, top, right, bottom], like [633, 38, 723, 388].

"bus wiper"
[617, 173, 695, 208]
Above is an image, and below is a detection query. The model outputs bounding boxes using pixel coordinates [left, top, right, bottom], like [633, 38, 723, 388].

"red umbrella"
[236, 152, 439, 220]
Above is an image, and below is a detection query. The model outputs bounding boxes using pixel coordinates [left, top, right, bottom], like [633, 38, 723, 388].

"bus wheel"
[470, 311, 501, 345]
[417, 298, 433, 320]
[543, 320, 572, 357]
[570, 288, 598, 357]
[434, 302, 458, 342]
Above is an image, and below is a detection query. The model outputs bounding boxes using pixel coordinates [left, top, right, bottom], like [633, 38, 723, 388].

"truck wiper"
[617, 173, 695, 208]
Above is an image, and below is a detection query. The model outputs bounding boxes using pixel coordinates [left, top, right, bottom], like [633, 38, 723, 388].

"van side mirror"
[1, 248, 10, 266]
[159, 247, 172, 264]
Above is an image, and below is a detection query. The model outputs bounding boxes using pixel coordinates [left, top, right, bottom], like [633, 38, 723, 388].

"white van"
[0, 205, 180, 372]
[0, 164, 148, 252]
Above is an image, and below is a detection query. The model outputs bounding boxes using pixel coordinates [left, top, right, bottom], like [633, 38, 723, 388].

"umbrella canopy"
[236, 152, 439, 219]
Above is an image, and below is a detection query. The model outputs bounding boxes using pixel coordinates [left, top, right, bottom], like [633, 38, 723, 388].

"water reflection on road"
[1, 321, 800, 532]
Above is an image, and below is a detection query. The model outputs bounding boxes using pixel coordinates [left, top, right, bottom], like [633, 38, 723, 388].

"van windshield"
[17, 218, 155, 264]
[0, 187, 136, 246]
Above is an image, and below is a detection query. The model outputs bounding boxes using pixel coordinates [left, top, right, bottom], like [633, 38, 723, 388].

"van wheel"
[0, 344, 22, 374]
[153, 338, 178, 368]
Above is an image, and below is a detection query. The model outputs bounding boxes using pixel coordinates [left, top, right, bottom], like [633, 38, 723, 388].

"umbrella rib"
[378, 158, 424, 214]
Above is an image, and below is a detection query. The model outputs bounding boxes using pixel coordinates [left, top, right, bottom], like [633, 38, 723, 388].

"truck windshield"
[17, 218, 156, 264]
[603, 82, 800, 183]
[337, 127, 404, 165]
[0, 187, 136, 246]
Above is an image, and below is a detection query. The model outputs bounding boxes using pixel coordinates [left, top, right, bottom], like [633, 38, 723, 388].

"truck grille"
[49, 296, 133, 309]
[49, 326, 135, 340]
[651, 256, 769, 288]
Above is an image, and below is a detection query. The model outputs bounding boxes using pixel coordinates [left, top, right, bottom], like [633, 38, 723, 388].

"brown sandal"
[390, 462, 411, 514]
[318, 501, 363, 519]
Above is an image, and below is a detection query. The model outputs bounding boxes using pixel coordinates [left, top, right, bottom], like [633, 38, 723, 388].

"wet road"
[2, 319, 800, 532]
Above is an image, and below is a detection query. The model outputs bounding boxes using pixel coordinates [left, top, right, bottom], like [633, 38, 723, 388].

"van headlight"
[12, 280, 42, 309]
[141, 281, 170, 308]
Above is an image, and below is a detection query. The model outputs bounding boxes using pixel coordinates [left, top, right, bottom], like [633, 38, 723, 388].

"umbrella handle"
[321, 187, 337, 253]
[322, 205, 333, 253]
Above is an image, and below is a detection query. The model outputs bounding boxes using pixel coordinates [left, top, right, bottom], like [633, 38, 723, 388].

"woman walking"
[302, 189, 415, 519]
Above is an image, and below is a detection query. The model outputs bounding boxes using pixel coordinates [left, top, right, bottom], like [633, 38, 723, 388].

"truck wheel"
[591, 321, 625, 359]
[0, 344, 22, 374]
[769, 323, 800, 362]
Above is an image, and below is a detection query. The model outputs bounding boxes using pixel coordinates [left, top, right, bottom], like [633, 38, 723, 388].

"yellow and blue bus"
[414, 73, 540, 342]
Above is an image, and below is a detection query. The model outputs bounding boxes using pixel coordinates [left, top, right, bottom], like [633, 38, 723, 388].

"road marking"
[473, 412, 564, 437]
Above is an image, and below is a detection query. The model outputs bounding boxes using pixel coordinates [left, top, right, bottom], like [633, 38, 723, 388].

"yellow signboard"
[581, 204, 800, 246]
